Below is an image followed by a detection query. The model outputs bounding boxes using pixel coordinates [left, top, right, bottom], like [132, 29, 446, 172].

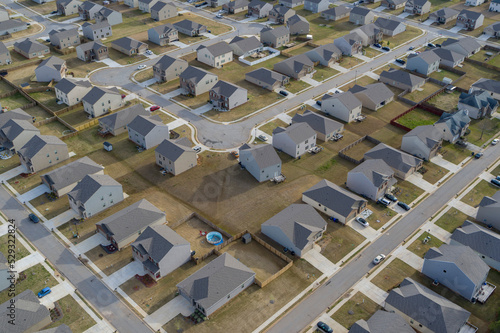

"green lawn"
[434, 207, 470, 233]
[0, 92, 31, 110]
[440, 142, 470, 165]
[466, 118, 500, 146]
[461, 180, 499, 207]
[331, 292, 382, 329]
[38, 119, 73, 137]
[43, 295, 96, 333]
[456, 62, 500, 91]
[319, 222, 366, 264]
[421, 162, 448, 184]
[393, 180, 425, 204]
[0, 233, 31, 261]
[429, 69, 462, 83]
[366, 203, 396, 230]
[312, 66, 339, 81]
[407, 232, 444, 258]
[371, 258, 417, 292]
[338, 56, 364, 69]
[259, 119, 288, 136]
[489, 54, 500, 68]
[286, 44, 315, 56]
[29, 91, 66, 112]
[403, 83, 442, 103]
[396, 108, 441, 129]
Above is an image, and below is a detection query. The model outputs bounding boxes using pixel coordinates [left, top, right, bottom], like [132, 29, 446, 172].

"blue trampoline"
[206, 231, 223, 246]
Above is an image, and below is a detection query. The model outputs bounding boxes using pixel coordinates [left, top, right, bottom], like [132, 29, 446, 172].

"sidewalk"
[0, 165, 25, 182]
[167, 118, 188, 130]
[16, 252, 45, 271]
[448, 198, 477, 218]
[17, 184, 49, 203]
[356, 279, 388, 306]
[406, 173, 436, 193]
[422, 220, 452, 243]
[430, 155, 461, 172]
[393, 247, 424, 270]
[72, 233, 107, 255]
[103, 261, 144, 290]
[144, 295, 194, 331]
[303, 245, 338, 276]
[301, 76, 321, 87]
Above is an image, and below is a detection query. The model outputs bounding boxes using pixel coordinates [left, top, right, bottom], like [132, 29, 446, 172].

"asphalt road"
[0, 189, 153, 333]
[268, 147, 500, 333]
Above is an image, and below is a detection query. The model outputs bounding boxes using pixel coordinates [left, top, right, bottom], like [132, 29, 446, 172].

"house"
[209, 80, 248, 111]
[127, 115, 169, 150]
[49, 28, 80, 49]
[286, 14, 309, 35]
[385, 279, 473, 333]
[54, 78, 92, 106]
[349, 7, 374, 25]
[132, 224, 191, 280]
[465, 0, 484, 6]
[0, 42, 11, 65]
[56, 0, 82, 16]
[404, 0, 431, 15]
[82, 21, 112, 41]
[268, 5, 295, 24]
[431, 48, 464, 68]
[484, 22, 500, 37]
[456, 10, 484, 31]
[321, 91, 363, 123]
[35, 56, 67, 82]
[228, 36, 262, 57]
[423, 244, 490, 302]
[179, 66, 218, 96]
[155, 138, 197, 175]
[245, 68, 290, 91]
[434, 110, 471, 142]
[223, 0, 250, 14]
[239, 143, 281, 182]
[441, 37, 481, 58]
[333, 32, 363, 56]
[82, 86, 123, 118]
[272, 122, 316, 158]
[138, 0, 161, 13]
[429, 8, 459, 24]
[406, 50, 441, 75]
[470, 78, 500, 100]
[0, 8, 7, 23]
[14, 38, 49, 59]
[381, 0, 407, 10]
[76, 41, 108, 61]
[148, 24, 178, 46]
[0, 108, 33, 128]
[305, 43, 341, 66]
[41, 156, 104, 197]
[111, 37, 148, 56]
[124, 0, 139, 8]
[273, 54, 314, 79]
[364, 143, 423, 180]
[349, 83, 394, 111]
[279, 0, 304, 8]
[476, 191, 500, 229]
[374, 17, 406, 37]
[347, 159, 396, 200]
[349, 310, 415, 333]
[17, 135, 70, 173]
[177, 253, 255, 317]
[95, 7, 123, 26]
[262, 204, 326, 256]
[78, 1, 103, 20]
[69, 174, 123, 219]
[260, 26, 290, 47]
[153, 55, 186, 82]
[401, 125, 443, 160]
[247, 0, 273, 18]
[0, 119, 39, 152]
[321, 5, 351, 21]
[303, 179, 367, 224]
[457, 91, 498, 119]
[211, 0, 230, 7]
[490, 0, 500, 12]
[351, 23, 383, 46]
[99, 104, 149, 136]
[292, 109, 343, 141]
[151, 1, 177, 21]
[451, 220, 500, 271]
[0, 19, 27, 36]
[173, 19, 207, 36]
[0, 290, 51, 333]
[304, 0, 329, 13]
[196, 42, 233, 68]
[96, 199, 164, 249]
[379, 69, 426, 92]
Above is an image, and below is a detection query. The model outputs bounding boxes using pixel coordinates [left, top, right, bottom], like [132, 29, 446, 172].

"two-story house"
[0, 42, 11, 65]
[76, 41, 108, 61]
[401, 125, 443, 160]
[209, 80, 248, 111]
[155, 137, 197, 175]
[151, 1, 177, 21]
[82, 21, 112, 41]
[0, 119, 39, 152]
[292, 109, 343, 141]
[321, 5, 351, 21]
[434, 110, 471, 142]
[54, 78, 92, 106]
[48, 28, 80, 49]
[179, 66, 218, 96]
[404, 0, 431, 15]
[153, 55, 187, 82]
[268, 5, 295, 24]
[196, 42, 233, 68]
[99, 104, 149, 136]
[349, 7, 374, 25]
[78, 1, 103, 20]
[17, 135, 70, 173]
[406, 50, 441, 75]
[56, 0, 82, 16]
[304, 0, 329, 13]
[127, 114, 169, 150]
[138, 0, 160, 13]
[321, 91, 363, 123]
[456, 9, 484, 31]
[35, 56, 67, 82]
[457, 91, 498, 119]
[82, 86, 123, 118]
[272, 122, 316, 158]
[347, 159, 396, 200]
[286, 14, 309, 35]
[148, 24, 178, 46]
[247, 0, 273, 18]
[95, 7, 123, 26]
[239, 143, 281, 182]
[260, 26, 290, 47]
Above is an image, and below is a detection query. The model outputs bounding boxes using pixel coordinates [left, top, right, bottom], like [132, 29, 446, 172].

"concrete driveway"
[103, 261, 144, 289]
[144, 295, 194, 331]
[17, 184, 49, 204]
[0, 165, 25, 182]
[449, 26, 463, 33]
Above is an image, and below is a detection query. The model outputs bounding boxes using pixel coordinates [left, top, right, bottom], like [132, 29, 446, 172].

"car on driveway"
[382, 46, 390, 51]
[29, 213, 40, 223]
[475, 152, 483, 159]
[492, 139, 499, 145]
[385, 193, 397, 202]
[150, 105, 160, 111]
[373, 254, 386, 265]
[193, 146, 202, 153]
[195, 1, 207, 7]
[378, 197, 391, 206]
[373, 43, 381, 48]
[427, 43, 436, 48]
[395, 59, 406, 65]
[356, 217, 369, 227]
[492, 179, 500, 187]
[145, 50, 153, 55]
[137, 64, 147, 70]
[258, 134, 268, 141]
[317, 321, 333, 333]
[279, 90, 288, 97]
[397, 201, 411, 211]
[216, 13, 223, 18]
[38, 287, 51, 298]
[409, 46, 414, 50]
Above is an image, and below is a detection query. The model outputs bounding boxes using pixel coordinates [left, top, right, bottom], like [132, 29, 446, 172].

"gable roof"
[0, 19, 26, 32]
[155, 137, 193, 161]
[173, 19, 206, 31]
[14, 38, 48, 54]
[270, 4, 295, 15]
[176, 253, 255, 310]
[229, 36, 262, 53]
[380, 68, 425, 88]
[442, 37, 481, 54]
[349, 310, 415, 333]
[261, 25, 290, 38]
[48, 28, 79, 40]
[386, 278, 470, 333]
[210, 80, 246, 98]
[0, 108, 33, 128]
[262, 204, 327, 250]
[37, 56, 66, 72]
[486, 22, 500, 33]
[131, 224, 189, 263]
[431, 48, 464, 63]
[0, 119, 38, 144]
[151, 1, 176, 11]
[322, 91, 362, 110]
[292, 109, 343, 135]
[349, 83, 394, 105]
[154, 54, 186, 72]
[82, 20, 110, 31]
[306, 43, 341, 62]
[274, 54, 314, 74]
[68, 174, 121, 204]
[127, 114, 164, 136]
[150, 23, 177, 36]
[248, 0, 271, 9]
[111, 37, 147, 51]
[197, 41, 232, 57]
[273, 122, 316, 144]
[459, 91, 498, 110]
[41, 156, 104, 192]
[18, 135, 66, 159]
[99, 104, 148, 132]
[245, 68, 288, 85]
[0, 41, 8, 55]
[54, 78, 92, 94]
[410, 0, 429, 5]
[407, 49, 440, 65]
[384, 0, 407, 5]
[479, 190, 500, 208]
[350, 6, 372, 16]
[0, 290, 50, 333]
[225, 0, 250, 9]
[239, 143, 281, 169]
[431, 7, 459, 19]
[303, 179, 366, 218]
[37, 324, 73, 333]
[435, 110, 471, 136]
[403, 125, 442, 149]
[374, 17, 405, 32]
[350, 159, 394, 187]
[79, 0, 102, 11]
[82, 86, 120, 105]
[179, 66, 216, 84]
[458, 9, 483, 21]
[364, 143, 422, 174]
[287, 14, 308, 27]
[322, 5, 351, 17]
[77, 40, 107, 53]
[451, 220, 500, 263]
[471, 78, 500, 94]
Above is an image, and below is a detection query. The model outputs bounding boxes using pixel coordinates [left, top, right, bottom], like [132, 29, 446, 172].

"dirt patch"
[174, 216, 228, 257]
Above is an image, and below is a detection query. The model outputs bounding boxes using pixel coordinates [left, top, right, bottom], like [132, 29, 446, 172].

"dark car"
[316, 100, 322, 106]
[150, 105, 160, 111]
[0, 70, 7, 77]
[475, 152, 483, 159]
[382, 46, 390, 51]
[195, 1, 207, 7]
[398, 202, 411, 211]
[51, 10, 58, 14]
[29, 213, 40, 223]
[427, 43, 436, 48]
[385, 193, 397, 202]
[395, 59, 406, 65]
[436, 43, 442, 47]
[409, 46, 414, 50]
[317, 321, 333, 333]
[279, 90, 288, 97]
[373, 43, 382, 48]
[492, 179, 500, 187]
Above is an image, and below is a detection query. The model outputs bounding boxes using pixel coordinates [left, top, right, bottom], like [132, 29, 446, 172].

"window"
[227, 294, 230, 299]
[443, 270, 447, 273]
[49, 160, 52, 164]
[109, 193, 112, 196]
[47, 154, 50, 157]
[101, 197, 104, 200]
[103, 203, 106, 207]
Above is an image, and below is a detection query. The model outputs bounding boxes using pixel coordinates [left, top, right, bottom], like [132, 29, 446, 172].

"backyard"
[38, 119, 72, 137]
[174, 216, 228, 257]
[0, 92, 31, 110]
[403, 82, 442, 103]
[29, 91, 66, 112]
[426, 90, 460, 112]
[396, 108, 440, 129]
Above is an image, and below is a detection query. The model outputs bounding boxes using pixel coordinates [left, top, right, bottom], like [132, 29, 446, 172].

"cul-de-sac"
[1, 0, 500, 332]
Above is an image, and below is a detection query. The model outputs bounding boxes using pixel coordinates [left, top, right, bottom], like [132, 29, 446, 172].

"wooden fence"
[74, 118, 99, 131]
[3, 59, 43, 72]
[465, 57, 500, 72]
[338, 135, 381, 164]
[34, 116, 57, 127]
[0, 89, 18, 99]
[54, 102, 84, 116]
[281, 41, 320, 58]
[20, 102, 37, 110]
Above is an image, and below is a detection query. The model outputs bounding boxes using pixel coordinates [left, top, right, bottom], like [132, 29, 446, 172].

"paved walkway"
[422, 19, 434, 26]
[303, 245, 338, 276]
[406, 173, 436, 192]
[356, 279, 388, 306]
[167, 118, 188, 130]
[373, 6, 386, 12]
[191, 103, 212, 115]
[301, 76, 321, 87]
[201, 32, 217, 39]
[330, 63, 348, 73]
[72, 233, 107, 255]
[422, 220, 452, 243]
[397, 12, 411, 18]
[478, 34, 493, 41]
[84, 321, 116, 333]
[98, 58, 123, 68]
[39, 282, 72, 308]
[354, 54, 371, 62]
[103, 261, 144, 290]
[0, 165, 25, 182]
[430, 155, 460, 172]
[448, 198, 477, 217]
[276, 113, 292, 124]
[393, 247, 424, 270]
[17, 184, 49, 203]
[145, 295, 194, 331]
[16, 252, 45, 271]
[139, 78, 158, 88]
[449, 26, 463, 33]
[45, 209, 79, 230]
[365, 71, 380, 80]
[162, 88, 183, 99]
[171, 40, 189, 48]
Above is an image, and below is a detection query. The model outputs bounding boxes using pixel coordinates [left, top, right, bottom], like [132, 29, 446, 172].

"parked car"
[492, 139, 499, 145]
[496, 175, 500, 181]
[373, 43, 381, 48]
[385, 193, 397, 202]
[378, 197, 391, 206]
[279, 90, 288, 97]
[317, 321, 333, 333]
[193, 146, 202, 153]
[45, 39, 50, 42]
[395, 59, 406, 65]
[435, 43, 442, 47]
[51, 10, 58, 14]
[409, 46, 414, 50]
[29, 213, 40, 223]
[475, 152, 483, 159]
[427, 43, 436, 48]
[195, 1, 207, 7]
[382, 46, 390, 51]
[137, 64, 147, 70]
[356, 217, 369, 227]
[145, 50, 153, 55]
[231, 151, 239, 158]
[38, 287, 51, 298]
[316, 100, 322, 106]
[373, 254, 386, 265]
[150, 105, 160, 111]
[491, 179, 500, 187]
[216, 14, 223, 18]
[258, 134, 268, 141]
[121, 94, 126, 99]
[398, 201, 411, 211]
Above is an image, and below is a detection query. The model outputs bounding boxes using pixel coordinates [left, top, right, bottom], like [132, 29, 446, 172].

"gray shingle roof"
[58, 0, 79, 6]
[18, 135, 66, 160]
[365, 143, 422, 174]
[229, 36, 262, 53]
[97, 7, 118, 18]
[225, 0, 249, 9]
[403, 125, 442, 149]
[287, 14, 308, 27]
[349, 310, 415, 333]
[442, 37, 481, 54]
[451, 220, 500, 263]
[77, 40, 107, 53]
[151, 1, 175, 11]
[14, 38, 48, 54]
[150, 23, 177, 36]
[459, 91, 498, 110]
[407, 49, 440, 65]
[245, 68, 288, 86]
[411, 0, 429, 6]
[349, 83, 394, 105]
[431, 48, 463, 63]
[197, 41, 232, 57]
[274, 53, 314, 74]
[210, 80, 246, 98]
[471, 78, 500, 94]
[435, 110, 471, 136]
[248, 0, 270, 9]
[179, 66, 216, 84]
[0, 19, 26, 32]
[292, 109, 343, 136]
[431, 7, 459, 20]
[239, 143, 281, 169]
[54, 78, 92, 95]
[176, 253, 255, 310]
[41, 156, 104, 192]
[96, 199, 165, 244]
[82, 20, 110, 31]
[380, 68, 425, 88]
[0, 108, 32, 128]
[303, 179, 366, 218]
[0, 290, 50, 333]
[68, 174, 121, 204]
[458, 9, 483, 21]
[350, 159, 394, 187]
[306, 43, 341, 63]
[486, 22, 500, 32]
[384, 0, 407, 5]
[0, 41, 8, 55]
[479, 190, 500, 208]
[270, 4, 294, 15]
[374, 17, 404, 32]
[155, 137, 193, 161]
[260, 25, 289, 38]
[37, 324, 73, 333]
[0, 118, 38, 142]
[273, 122, 316, 144]
[99, 104, 149, 131]
[154, 54, 186, 72]
[48, 28, 79, 40]
[80, 0, 102, 11]
[322, 91, 362, 110]
[425, 244, 489, 288]
[173, 19, 206, 32]
[82, 86, 120, 105]
[111, 37, 147, 52]
[322, 5, 351, 17]
[131, 224, 189, 263]
[262, 204, 326, 250]
[350, 6, 371, 16]
[37, 56, 66, 72]
[127, 114, 164, 137]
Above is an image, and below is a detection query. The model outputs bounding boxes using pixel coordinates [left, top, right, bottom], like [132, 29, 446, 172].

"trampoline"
[206, 231, 223, 246]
